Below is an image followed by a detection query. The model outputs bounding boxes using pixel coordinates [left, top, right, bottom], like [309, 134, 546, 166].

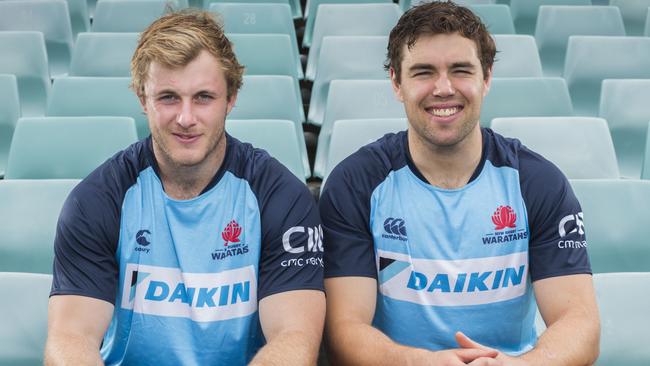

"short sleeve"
[519, 148, 591, 282]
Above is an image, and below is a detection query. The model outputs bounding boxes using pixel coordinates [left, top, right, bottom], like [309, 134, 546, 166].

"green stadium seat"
[0, 179, 79, 273]
[509, 0, 591, 35]
[5, 116, 138, 179]
[491, 117, 620, 179]
[642, 122, 650, 180]
[0, 272, 53, 365]
[401, 0, 496, 12]
[492, 35, 543, 77]
[69, 32, 139, 77]
[481, 77, 573, 128]
[204, 0, 300, 19]
[225, 119, 306, 181]
[0, 74, 20, 178]
[46, 76, 149, 139]
[468, 4, 516, 34]
[646, 8, 650, 36]
[62, 0, 90, 37]
[609, 0, 650, 36]
[535, 5, 625, 77]
[0, 32, 50, 117]
[92, 0, 170, 32]
[227, 33, 301, 80]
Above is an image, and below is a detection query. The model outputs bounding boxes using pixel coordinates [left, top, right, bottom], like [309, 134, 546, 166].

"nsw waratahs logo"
[491, 205, 517, 230]
[381, 217, 408, 242]
[482, 205, 528, 245]
[212, 220, 249, 260]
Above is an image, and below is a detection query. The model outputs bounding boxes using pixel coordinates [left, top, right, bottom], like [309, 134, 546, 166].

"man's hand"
[456, 331, 529, 366]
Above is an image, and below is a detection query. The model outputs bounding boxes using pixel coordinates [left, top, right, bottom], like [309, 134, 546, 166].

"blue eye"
[195, 94, 214, 103]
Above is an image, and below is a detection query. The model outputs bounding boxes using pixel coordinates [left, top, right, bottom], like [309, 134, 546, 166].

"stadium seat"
[303, 0, 393, 48]
[0, 272, 52, 365]
[0, 179, 79, 273]
[593, 272, 650, 365]
[0, 0, 74, 77]
[646, 8, 650, 36]
[323, 118, 408, 182]
[563, 36, 650, 116]
[643, 122, 650, 180]
[228, 75, 309, 178]
[535, 5, 625, 77]
[63, 0, 90, 37]
[69, 32, 139, 77]
[492, 35, 543, 77]
[481, 77, 573, 128]
[308, 36, 389, 125]
[204, 0, 300, 19]
[570, 179, 650, 273]
[491, 117, 620, 179]
[401, 0, 496, 12]
[227, 33, 301, 81]
[0, 74, 20, 178]
[46, 76, 149, 139]
[313, 79, 406, 178]
[609, 0, 650, 36]
[225, 119, 306, 181]
[92, 0, 171, 32]
[5, 116, 138, 179]
[599, 79, 650, 179]
[468, 4, 516, 34]
[0, 32, 50, 117]
[209, 3, 302, 79]
[305, 3, 401, 81]
[509, 0, 591, 35]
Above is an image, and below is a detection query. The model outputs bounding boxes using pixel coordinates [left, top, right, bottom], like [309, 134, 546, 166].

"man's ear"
[138, 93, 147, 113]
[390, 67, 404, 102]
[482, 67, 493, 97]
[226, 91, 238, 115]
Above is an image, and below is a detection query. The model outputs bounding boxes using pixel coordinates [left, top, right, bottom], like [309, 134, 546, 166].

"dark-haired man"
[320, 2, 599, 365]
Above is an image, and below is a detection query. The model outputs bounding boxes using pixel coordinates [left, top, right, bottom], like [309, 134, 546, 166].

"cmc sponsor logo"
[482, 205, 528, 245]
[382, 217, 407, 241]
[282, 225, 323, 254]
[558, 212, 587, 249]
[121, 264, 257, 322]
[212, 220, 249, 260]
[135, 229, 151, 253]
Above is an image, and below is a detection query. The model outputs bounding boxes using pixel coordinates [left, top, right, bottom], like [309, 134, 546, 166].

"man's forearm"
[249, 329, 321, 366]
[44, 332, 104, 366]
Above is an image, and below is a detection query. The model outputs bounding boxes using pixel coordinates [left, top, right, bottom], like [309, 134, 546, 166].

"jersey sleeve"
[519, 148, 591, 282]
[50, 178, 121, 304]
[252, 158, 324, 300]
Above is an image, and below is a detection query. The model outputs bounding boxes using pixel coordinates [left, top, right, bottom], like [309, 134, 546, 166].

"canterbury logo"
[383, 218, 407, 237]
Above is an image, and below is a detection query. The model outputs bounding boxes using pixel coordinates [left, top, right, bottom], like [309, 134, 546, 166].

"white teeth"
[431, 107, 459, 117]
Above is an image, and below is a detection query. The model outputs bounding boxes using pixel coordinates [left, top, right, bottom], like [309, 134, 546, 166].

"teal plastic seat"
[63, 0, 90, 37]
[323, 118, 408, 182]
[0, 32, 50, 117]
[646, 8, 650, 36]
[205, 0, 300, 19]
[0, 74, 20, 178]
[303, 0, 392, 47]
[481, 77, 573, 127]
[535, 6, 625, 77]
[400, 0, 495, 12]
[313, 79, 405, 178]
[69, 32, 139, 77]
[569, 179, 650, 273]
[0, 272, 52, 365]
[92, 0, 170, 32]
[468, 4, 516, 34]
[492, 35, 543, 77]
[642, 122, 650, 180]
[563, 36, 650, 116]
[610, 0, 650, 36]
[306, 3, 400, 81]
[0, 0, 73, 77]
[46, 76, 149, 139]
[491, 117, 620, 179]
[599, 79, 650, 179]
[227, 33, 300, 80]
[0, 179, 79, 273]
[209, 3, 302, 79]
[509, 0, 591, 35]
[308, 36, 389, 125]
[5, 116, 138, 179]
[229, 75, 309, 178]
[225, 119, 306, 181]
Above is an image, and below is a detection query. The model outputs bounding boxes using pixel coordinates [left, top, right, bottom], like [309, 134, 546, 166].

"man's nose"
[176, 100, 196, 128]
[433, 73, 455, 97]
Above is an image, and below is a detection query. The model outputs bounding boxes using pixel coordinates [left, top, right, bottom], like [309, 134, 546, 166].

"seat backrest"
[609, 0, 650, 36]
[592, 272, 650, 365]
[92, 0, 169, 32]
[401, 0, 496, 12]
[492, 35, 543, 77]
[646, 7, 650, 36]
[314, 79, 405, 178]
[0, 31, 50, 117]
[509, 0, 591, 35]
[0, 0, 74, 77]
[5, 116, 138, 179]
[225, 119, 306, 180]
[481, 77, 573, 128]
[468, 4, 516, 34]
[227, 33, 300, 80]
[69, 32, 139, 77]
[0, 272, 53, 365]
[204, 0, 292, 14]
[0, 74, 20, 176]
[64, 0, 90, 37]
[306, 3, 400, 81]
[491, 116, 620, 179]
[0, 180, 79, 273]
[46, 76, 149, 139]
[643, 121, 650, 180]
[308, 36, 389, 125]
[570, 179, 650, 272]
[563, 36, 650, 116]
[599, 79, 650, 179]
[535, 6, 625, 77]
[324, 118, 408, 182]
